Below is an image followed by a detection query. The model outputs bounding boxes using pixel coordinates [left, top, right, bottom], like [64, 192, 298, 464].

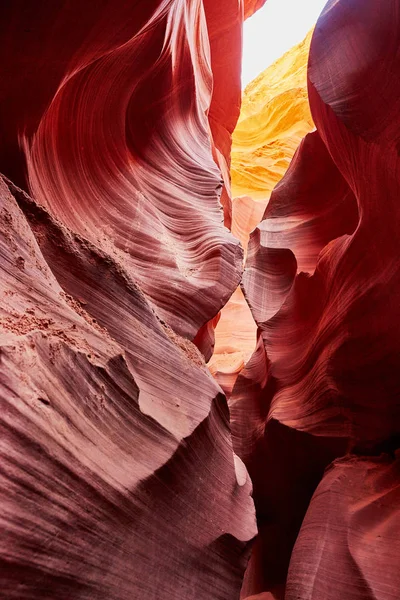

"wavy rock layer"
[0, 0, 254, 340]
[0, 0, 268, 598]
[286, 456, 400, 600]
[2, 0, 399, 598]
[208, 197, 264, 394]
[0, 175, 257, 599]
[236, 0, 400, 597]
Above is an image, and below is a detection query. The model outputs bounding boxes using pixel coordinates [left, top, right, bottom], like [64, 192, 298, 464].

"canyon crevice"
[1, 1, 399, 599]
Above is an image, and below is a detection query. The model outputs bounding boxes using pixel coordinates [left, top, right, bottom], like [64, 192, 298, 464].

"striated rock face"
[235, 0, 400, 598]
[0, 175, 257, 599]
[0, 1, 268, 598]
[0, 0, 251, 340]
[286, 455, 400, 600]
[1, 0, 399, 598]
[207, 197, 263, 394]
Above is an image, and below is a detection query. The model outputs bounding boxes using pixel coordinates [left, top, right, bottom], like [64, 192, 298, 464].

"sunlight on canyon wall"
[208, 29, 315, 394]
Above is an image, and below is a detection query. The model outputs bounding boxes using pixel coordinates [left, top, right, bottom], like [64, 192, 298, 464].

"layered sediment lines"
[0, 177, 256, 599]
[0, 1, 264, 598]
[235, 0, 400, 598]
[231, 29, 314, 202]
[0, 0, 249, 340]
[1, 0, 399, 598]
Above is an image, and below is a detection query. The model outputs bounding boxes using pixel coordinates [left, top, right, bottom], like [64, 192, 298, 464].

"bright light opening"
[242, 0, 328, 88]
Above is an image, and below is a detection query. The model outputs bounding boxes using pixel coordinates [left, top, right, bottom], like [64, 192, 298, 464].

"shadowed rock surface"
[235, 1, 400, 597]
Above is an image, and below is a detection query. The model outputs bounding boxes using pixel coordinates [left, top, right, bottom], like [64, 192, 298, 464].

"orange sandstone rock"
[231, 29, 315, 202]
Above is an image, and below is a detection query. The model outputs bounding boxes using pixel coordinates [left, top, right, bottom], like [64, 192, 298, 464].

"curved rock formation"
[243, 0, 400, 448]
[242, 129, 359, 330]
[1, 173, 257, 599]
[0, 0, 258, 341]
[207, 197, 264, 394]
[235, 0, 400, 597]
[2, 0, 399, 598]
[286, 455, 400, 600]
[0, 1, 269, 598]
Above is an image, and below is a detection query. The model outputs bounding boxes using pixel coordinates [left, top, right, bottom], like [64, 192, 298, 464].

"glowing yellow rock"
[231, 29, 315, 201]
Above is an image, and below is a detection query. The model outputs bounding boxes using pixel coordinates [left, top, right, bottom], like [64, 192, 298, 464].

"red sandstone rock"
[193, 312, 221, 363]
[1, 0, 399, 597]
[243, 130, 359, 326]
[286, 455, 400, 600]
[207, 196, 265, 396]
[243, 0, 400, 447]
[0, 0, 246, 341]
[244, 1, 268, 20]
[0, 1, 266, 596]
[237, 0, 400, 596]
[0, 175, 256, 598]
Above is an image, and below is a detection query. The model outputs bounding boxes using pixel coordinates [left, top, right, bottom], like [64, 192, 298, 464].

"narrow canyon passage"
[208, 3, 400, 598]
[208, 29, 314, 396]
[1, 2, 400, 600]
[205, 26, 318, 599]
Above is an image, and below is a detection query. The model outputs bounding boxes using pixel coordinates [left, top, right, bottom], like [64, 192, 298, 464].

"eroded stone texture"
[0, 173, 256, 600]
[0, 0, 259, 340]
[1, 0, 399, 598]
[0, 1, 269, 597]
[287, 456, 400, 600]
[231, 29, 314, 202]
[236, 1, 400, 597]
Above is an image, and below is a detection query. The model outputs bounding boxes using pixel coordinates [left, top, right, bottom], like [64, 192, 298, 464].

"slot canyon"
[1, 1, 399, 599]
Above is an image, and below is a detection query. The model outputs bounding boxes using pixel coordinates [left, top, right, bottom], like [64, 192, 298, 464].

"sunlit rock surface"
[231, 29, 314, 202]
[237, 0, 400, 598]
[207, 197, 264, 395]
[243, 0, 268, 20]
[209, 30, 314, 395]
[0, 0, 251, 341]
[1, 0, 399, 598]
